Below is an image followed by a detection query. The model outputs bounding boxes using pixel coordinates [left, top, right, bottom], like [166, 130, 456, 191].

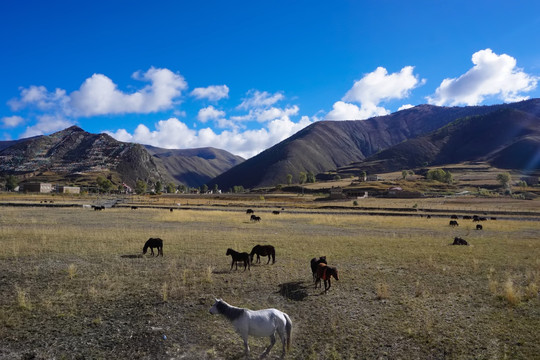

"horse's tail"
[284, 313, 292, 352]
[271, 248, 276, 263]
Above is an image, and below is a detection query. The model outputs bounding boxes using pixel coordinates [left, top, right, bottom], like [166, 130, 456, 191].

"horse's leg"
[325, 279, 331, 293]
[260, 333, 276, 359]
[242, 335, 250, 359]
[230, 259, 234, 271]
[266, 255, 271, 264]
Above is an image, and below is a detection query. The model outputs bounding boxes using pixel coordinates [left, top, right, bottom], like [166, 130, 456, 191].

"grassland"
[0, 197, 539, 359]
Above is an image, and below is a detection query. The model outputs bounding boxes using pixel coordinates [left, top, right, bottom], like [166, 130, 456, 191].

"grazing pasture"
[0, 203, 539, 359]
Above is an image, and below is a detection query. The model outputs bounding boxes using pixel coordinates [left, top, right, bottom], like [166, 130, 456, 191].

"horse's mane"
[216, 300, 245, 321]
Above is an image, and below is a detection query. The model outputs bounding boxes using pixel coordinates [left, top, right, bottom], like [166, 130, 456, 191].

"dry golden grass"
[0, 202, 539, 359]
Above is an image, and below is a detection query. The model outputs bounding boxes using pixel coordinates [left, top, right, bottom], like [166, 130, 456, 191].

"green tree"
[333, 175, 341, 181]
[201, 184, 208, 193]
[213, 184, 219, 193]
[5, 175, 18, 191]
[135, 180, 147, 194]
[496, 172, 512, 188]
[299, 172, 307, 184]
[286, 174, 293, 185]
[154, 181, 163, 194]
[307, 172, 316, 183]
[360, 171, 367, 181]
[167, 183, 176, 194]
[96, 176, 113, 193]
[401, 170, 408, 180]
[177, 184, 187, 193]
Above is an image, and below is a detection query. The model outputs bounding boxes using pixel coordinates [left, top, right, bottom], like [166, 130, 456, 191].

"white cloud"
[197, 106, 226, 123]
[237, 90, 284, 110]
[9, 86, 69, 113]
[326, 101, 389, 120]
[191, 85, 229, 101]
[20, 115, 73, 138]
[70, 67, 187, 116]
[232, 105, 299, 123]
[1, 115, 25, 128]
[398, 104, 414, 111]
[327, 66, 423, 120]
[108, 115, 314, 159]
[427, 49, 538, 106]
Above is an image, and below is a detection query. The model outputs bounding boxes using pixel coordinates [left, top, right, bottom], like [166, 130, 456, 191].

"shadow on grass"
[120, 254, 143, 258]
[278, 281, 309, 301]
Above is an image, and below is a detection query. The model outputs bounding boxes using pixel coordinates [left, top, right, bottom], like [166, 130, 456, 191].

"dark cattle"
[490, 217, 497, 220]
[449, 220, 459, 227]
[250, 215, 261, 222]
[246, 209, 254, 214]
[463, 215, 472, 220]
[143, 237, 163, 256]
[315, 263, 339, 293]
[226, 248, 250, 271]
[250, 244, 276, 264]
[479, 217, 488, 221]
[93, 205, 105, 211]
[450, 215, 458, 219]
[131, 206, 138, 210]
[473, 215, 480, 222]
[452, 237, 468, 245]
[310, 256, 327, 281]
[476, 224, 483, 230]
[426, 215, 431, 219]
[272, 211, 280, 215]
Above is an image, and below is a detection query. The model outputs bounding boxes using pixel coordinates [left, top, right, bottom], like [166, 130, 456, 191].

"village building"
[21, 182, 53, 193]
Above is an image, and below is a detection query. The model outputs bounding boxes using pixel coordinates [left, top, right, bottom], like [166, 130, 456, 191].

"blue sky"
[1, 1, 539, 158]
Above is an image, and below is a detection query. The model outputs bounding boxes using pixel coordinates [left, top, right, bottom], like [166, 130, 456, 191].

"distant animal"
[272, 210, 280, 215]
[315, 263, 339, 293]
[170, 208, 173, 212]
[476, 224, 483, 230]
[310, 256, 327, 281]
[490, 217, 497, 220]
[246, 209, 254, 214]
[449, 220, 459, 227]
[479, 217, 488, 221]
[450, 215, 458, 219]
[131, 206, 138, 210]
[93, 205, 105, 211]
[463, 215, 472, 220]
[226, 248, 250, 271]
[209, 298, 292, 359]
[473, 215, 480, 222]
[426, 215, 431, 219]
[143, 237, 163, 256]
[250, 245, 276, 264]
[452, 237, 468, 246]
[250, 215, 261, 222]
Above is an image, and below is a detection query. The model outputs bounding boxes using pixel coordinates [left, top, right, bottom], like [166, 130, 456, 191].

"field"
[1, 196, 539, 359]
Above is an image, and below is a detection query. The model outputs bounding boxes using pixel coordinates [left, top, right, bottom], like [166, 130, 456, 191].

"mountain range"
[1, 99, 539, 190]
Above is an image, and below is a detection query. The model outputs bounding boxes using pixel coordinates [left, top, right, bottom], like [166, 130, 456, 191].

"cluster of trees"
[426, 168, 453, 184]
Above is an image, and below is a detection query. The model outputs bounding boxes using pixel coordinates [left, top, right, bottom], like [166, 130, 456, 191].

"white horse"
[209, 298, 292, 359]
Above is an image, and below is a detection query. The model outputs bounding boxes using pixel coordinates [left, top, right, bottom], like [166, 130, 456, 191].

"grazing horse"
[452, 237, 468, 245]
[143, 237, 163, 256]
[250, 215, 261, 222]
[449, 220, 459, 227]
[209, 298, 292, 359]
[250, 245, 276, 264]
[226, 248, 250, 271]
[246, 209, 254, 214]
[310, 256, 327, 281]
[315, 263, 339, 293]
[272, 210, 280, 215]
[476, 224, 483, 230]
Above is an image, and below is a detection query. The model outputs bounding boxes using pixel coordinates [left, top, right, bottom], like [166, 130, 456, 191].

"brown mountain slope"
[144, 145, 244, 187]
[341, 108, 540, 174]
[208, 99, 540, 189]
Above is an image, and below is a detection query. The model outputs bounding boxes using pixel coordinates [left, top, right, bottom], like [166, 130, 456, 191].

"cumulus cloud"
[191, 85, 229, 101]
[1, 115, 25, 128]
[427, 49, 538, 106]
[327, 66, 423, 120]
[9, 86, 70, 113]
[108, 115, 313, 159]
[70, 67, 187, 116]
[237, 90, 284, 110]
[231, 105, 299, 123]
[197, 106, 226, 123]
[20, 115, 73, 138]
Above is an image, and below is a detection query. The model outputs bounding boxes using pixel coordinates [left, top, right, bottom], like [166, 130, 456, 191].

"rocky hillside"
[0, 126, 243, 188]
[208, 99, 540, 189]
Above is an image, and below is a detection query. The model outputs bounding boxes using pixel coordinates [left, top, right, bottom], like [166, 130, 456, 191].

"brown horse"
[226, 248, 251, 271]
[250, 245, 276, 264]
[310, 256, 327, 281]
[143, 237, 163, 257]
[315, 263, 339, 293]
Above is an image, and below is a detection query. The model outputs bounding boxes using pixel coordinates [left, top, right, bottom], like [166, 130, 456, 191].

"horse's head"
[226, 248, 232, 256]
[330, 267, 339, 281]
[209, 298, 223, 315]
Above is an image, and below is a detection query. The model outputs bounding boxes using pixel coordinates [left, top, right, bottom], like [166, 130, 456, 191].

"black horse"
[315, 263, 339, 293]
[250, 215, 261, 222]
[310, 256, 327, 281]
[250, 245, 276, 264]
[143, 237, 163, 257]
[226, 248, 250, 271]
